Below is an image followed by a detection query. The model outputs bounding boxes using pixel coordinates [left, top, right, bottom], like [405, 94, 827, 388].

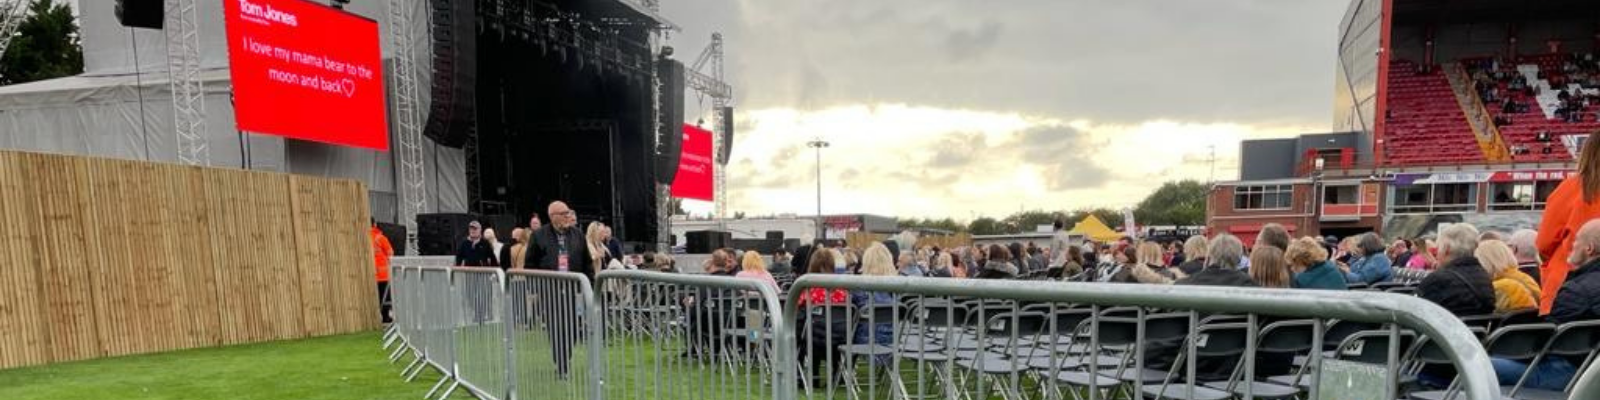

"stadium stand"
[1385, 60, 1486, 165]
[1466, 54, 1600, 162]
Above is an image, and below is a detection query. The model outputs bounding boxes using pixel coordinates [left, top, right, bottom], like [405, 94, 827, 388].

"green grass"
[0, 326, 1133, 400]
[0, 331, 471, 400]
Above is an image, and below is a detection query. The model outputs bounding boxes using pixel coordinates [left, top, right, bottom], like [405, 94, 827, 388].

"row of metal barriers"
[381, 259, 1600, 400]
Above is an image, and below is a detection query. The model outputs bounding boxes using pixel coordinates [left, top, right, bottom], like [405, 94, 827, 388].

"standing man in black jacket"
[530, 201, 593, 277]
[454, 220, 496, 266]
[527, 201, 592, 378]
[1418, 224, 1496, 317]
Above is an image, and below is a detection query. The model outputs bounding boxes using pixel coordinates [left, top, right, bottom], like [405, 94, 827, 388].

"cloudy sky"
[658, 0, 1351, 219]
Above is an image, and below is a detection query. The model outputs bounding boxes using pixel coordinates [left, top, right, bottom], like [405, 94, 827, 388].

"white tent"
[0, 0, 468, 220]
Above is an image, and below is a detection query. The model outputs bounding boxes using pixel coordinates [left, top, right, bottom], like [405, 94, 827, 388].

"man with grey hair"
[1417, 224, 1496, 316]
[1508, 229, 1542, 282]
[1551, 218, 1600, 322]
[1490, 220, 1600, 391]
[1176, 234, 1256, 286]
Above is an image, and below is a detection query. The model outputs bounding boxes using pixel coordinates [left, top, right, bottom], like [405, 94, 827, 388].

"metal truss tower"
[165, 0, 209, 166]
[687, 33, 731, 219]
[0, 0, 27, 62]
[388, 0, 429, 255]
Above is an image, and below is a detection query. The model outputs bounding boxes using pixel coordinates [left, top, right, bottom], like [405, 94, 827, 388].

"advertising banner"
[223, 0, 389, 150]
[671, 124, 715, 201]
[1488, 170, 1574, 182]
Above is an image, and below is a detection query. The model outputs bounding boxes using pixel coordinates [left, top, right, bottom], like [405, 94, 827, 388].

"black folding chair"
[1206, 319, 1317, 399]
[1272, 328, 1416, 389]
[1406, 323, 1556, 400]
[1098, 312, 1193, 397]
[1045, 307, 1142, 400]
[1505, 320, 1600, 400]
[1143, 321, 1250, 400]
[951, 311, 1043, 400]
[840, 302, 902, 399]
[1498, 309, 1543, 328]
[798, 303, 855, 397]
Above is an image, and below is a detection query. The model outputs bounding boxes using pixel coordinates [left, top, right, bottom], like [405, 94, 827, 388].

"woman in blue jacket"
[1286, 237, 1349, 290]
[1339, 233, 1393, 285]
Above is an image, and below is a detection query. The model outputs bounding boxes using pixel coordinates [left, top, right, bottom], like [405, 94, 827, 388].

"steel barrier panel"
[782, 275, 1498, 400]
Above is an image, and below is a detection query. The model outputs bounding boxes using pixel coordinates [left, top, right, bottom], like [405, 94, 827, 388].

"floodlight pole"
[808, 139, 830, 244]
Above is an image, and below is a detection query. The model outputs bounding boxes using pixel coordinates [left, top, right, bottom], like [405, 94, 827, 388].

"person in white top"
[1050, 219, 1076, 267]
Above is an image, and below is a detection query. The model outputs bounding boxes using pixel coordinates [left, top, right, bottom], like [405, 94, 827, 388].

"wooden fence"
[0, 150, 379, 369]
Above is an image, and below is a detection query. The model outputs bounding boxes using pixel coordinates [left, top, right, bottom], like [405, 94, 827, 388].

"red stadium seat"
[1383, 60, 1487, 165]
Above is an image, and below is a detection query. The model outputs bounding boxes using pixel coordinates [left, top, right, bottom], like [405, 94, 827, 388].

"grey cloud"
[1007, 125, 1112, 190]
[664, 0, 1347, 125]
[944, 20, 1002, 62]
[839, 168, 860, 181]
[727, 158, 802, 190]
[926, 132, 985, 167]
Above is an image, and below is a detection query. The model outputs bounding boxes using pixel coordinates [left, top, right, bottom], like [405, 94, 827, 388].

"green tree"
[1132, 180, 1208, 226]
[0, 0, 82, 85]
[899, 217, 967, 234]
[967, 217, 1009, 235]
[1002, 210, 1062, 234]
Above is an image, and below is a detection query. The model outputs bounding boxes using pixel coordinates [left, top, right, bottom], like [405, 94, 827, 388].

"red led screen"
[671, 124, 715, 201]
[223, 0, 388, 150]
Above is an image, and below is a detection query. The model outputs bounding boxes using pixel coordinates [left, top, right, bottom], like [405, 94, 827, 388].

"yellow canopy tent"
[1069, 215, 1123, 242]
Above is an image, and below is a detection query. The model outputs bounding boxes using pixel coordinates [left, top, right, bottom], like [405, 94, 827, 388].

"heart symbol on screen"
[340, 78, 356, 98]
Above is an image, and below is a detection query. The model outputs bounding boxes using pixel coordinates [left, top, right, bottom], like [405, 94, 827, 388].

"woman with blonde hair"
[1249, 246, 1292, 288]
[1130, 241, 1186, 284]
[735, 250, 778, 290]
[1475, 240, 1541, 313]
[1176, 236, 1209, 275]
[860, 243, 897, 277]
[584, 222, 612, 269]
[1285, 237, 1346, 289]
[508, 228, 532, 269]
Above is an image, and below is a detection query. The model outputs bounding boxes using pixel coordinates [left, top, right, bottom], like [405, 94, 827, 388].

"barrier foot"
[402, 358, 426, 381]
[388, 344, 409, 363]
[424, 375, 451, 399]
[435, 381, 460, 400]
[381, 327, 400, 349]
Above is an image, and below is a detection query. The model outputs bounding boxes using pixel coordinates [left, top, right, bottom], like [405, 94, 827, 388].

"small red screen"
[671, 124, 715, 201]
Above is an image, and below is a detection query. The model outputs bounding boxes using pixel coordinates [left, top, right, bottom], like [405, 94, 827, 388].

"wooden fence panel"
[84, 158, 139, 358]
[0, 154, 48, 369]
[27, 154, 103, 363]
[0, 150, 374, 369]
[290, 176, 335, 337]
[163, 165, 223, 351]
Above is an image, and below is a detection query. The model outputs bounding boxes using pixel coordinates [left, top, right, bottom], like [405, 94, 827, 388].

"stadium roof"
[1393, 0, 1600, 24]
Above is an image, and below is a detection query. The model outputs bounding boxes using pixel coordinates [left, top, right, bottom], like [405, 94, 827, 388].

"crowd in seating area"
[1463, 53, 1600, 161]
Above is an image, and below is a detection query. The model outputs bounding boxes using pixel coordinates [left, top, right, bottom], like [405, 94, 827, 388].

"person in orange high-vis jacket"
[371, 219, 394, 323]
[1537, 132, 1600, 315]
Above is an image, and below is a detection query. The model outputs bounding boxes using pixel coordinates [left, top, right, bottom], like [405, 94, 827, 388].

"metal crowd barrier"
[388, 268, 1507, 400]
[507, 269, 603, 400]
[595, 270, 790, 400]
[780, 275, 1498, 400]
[386, 264, 603, 400]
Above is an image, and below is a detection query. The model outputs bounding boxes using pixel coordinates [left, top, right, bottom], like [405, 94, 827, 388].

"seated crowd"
[686, 217, 1599, 394]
